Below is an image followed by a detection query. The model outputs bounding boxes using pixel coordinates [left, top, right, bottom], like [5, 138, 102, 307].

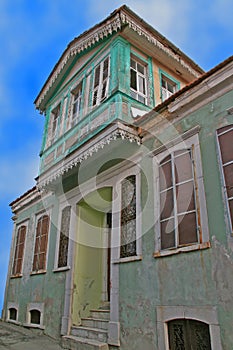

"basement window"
[9, 308, 17, 321]
[30, 310, 41, 325]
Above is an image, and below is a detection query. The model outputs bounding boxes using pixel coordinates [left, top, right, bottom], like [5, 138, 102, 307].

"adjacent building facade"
[2, 5, 233, 350]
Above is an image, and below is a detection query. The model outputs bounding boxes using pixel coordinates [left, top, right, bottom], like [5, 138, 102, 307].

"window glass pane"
[176, 181, 195, 214]
[161, 218, 175, 249]
[160, 189, 174, 220]
[130, 90, 137, 100]
[137, 63, 144, 75]
[130, 58, 136, 69]
[138, 75, 145, 94]
[103, 58, 109, 80]
[178, 212, 198, 245]
[218, 128, 233, 164]
[174, 151, 193, 184]
[94, 65, 100, 88]
[130, 69, 137, 90]
[138, 95, 145, 104]
[223, 163, 233, 198]
[159, 157, 172, 190]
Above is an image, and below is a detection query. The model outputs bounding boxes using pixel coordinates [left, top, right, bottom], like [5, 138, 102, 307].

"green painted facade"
[3, 5, 233, 349]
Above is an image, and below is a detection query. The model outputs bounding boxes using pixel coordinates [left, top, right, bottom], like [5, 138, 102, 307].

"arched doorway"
[168, 319, 211, 349]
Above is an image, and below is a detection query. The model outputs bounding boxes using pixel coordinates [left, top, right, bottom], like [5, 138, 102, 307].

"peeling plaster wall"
[5, 194, 67, 339]
[117, 89, 233, 349]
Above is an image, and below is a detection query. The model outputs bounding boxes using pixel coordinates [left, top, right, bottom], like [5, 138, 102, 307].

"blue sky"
[0, 0, 232, 313]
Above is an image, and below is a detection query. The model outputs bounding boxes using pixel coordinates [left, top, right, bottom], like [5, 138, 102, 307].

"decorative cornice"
[35, 8, 202, 111]
[120, 12, 200, 79]
[37, 124, 141, 190]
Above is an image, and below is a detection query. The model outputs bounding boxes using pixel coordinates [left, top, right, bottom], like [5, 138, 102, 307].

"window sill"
[10, 274, 22, 279]
[154, 241, 211, 258]
[23, 323, 45, 330]
[30, 270, 47, 276]
[53, 266, 71, 273]
[113, 255, 142, 264]
[7, 319, 21, 325]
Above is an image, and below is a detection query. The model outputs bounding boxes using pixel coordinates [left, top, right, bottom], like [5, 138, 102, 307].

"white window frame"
[69, 81, 83, 128]
[159, 70, 179, 102]
[92, 56, 110, 107]
[153, 128, 210, 257]
[53, 204, 72, 272]
[130, 54, 148, 105]
[112, 166, 142, 263]
[7, 302, 19, 324]
[25, 302, 45, 329]
[31, 211, 51, 275]
[49, 103, 61, 144]
[216, 125, 233, 234]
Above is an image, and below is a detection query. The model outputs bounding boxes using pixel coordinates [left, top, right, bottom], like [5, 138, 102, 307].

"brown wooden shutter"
[33, 215, 49, 272]
[12, 225, 26, 275]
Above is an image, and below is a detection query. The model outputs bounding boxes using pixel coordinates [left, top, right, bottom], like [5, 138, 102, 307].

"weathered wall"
[118, 89, 233, 349]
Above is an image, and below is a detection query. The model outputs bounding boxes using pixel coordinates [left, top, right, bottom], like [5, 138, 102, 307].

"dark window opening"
[30, 309, 41, 325]
[168, 319, 211, 350]
[9, 308, 17, 321]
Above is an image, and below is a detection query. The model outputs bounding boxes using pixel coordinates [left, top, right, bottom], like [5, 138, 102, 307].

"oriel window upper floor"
[43, 40, 182, 150]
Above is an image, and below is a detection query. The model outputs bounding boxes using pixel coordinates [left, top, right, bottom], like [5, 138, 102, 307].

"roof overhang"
[34, 5, 203, 112]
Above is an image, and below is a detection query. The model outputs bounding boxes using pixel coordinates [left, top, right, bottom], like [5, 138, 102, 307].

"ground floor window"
[9, 308, 17, 321]
[168, 319, 211, 350]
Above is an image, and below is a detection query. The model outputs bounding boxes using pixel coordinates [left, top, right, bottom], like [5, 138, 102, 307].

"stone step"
[90, 309, 110, 321]
[62, 335, 109, 350]
[71, 326, 108, 343]
[81, 317, 109, 330]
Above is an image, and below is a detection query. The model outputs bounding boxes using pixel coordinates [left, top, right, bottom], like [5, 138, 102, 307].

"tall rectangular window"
[50, 104, 60, 144]
[32, 215, 50, 272]
[159, 149, 198, 249]
[70, 82, 83, 128]
[12, 225, 26, 275]
[92, 56, 110, 107]
[130, 55, 148, 104]
[217, 125, 233, 232]
[120, 175, 137, 258]
[57, 206, 71, 268]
